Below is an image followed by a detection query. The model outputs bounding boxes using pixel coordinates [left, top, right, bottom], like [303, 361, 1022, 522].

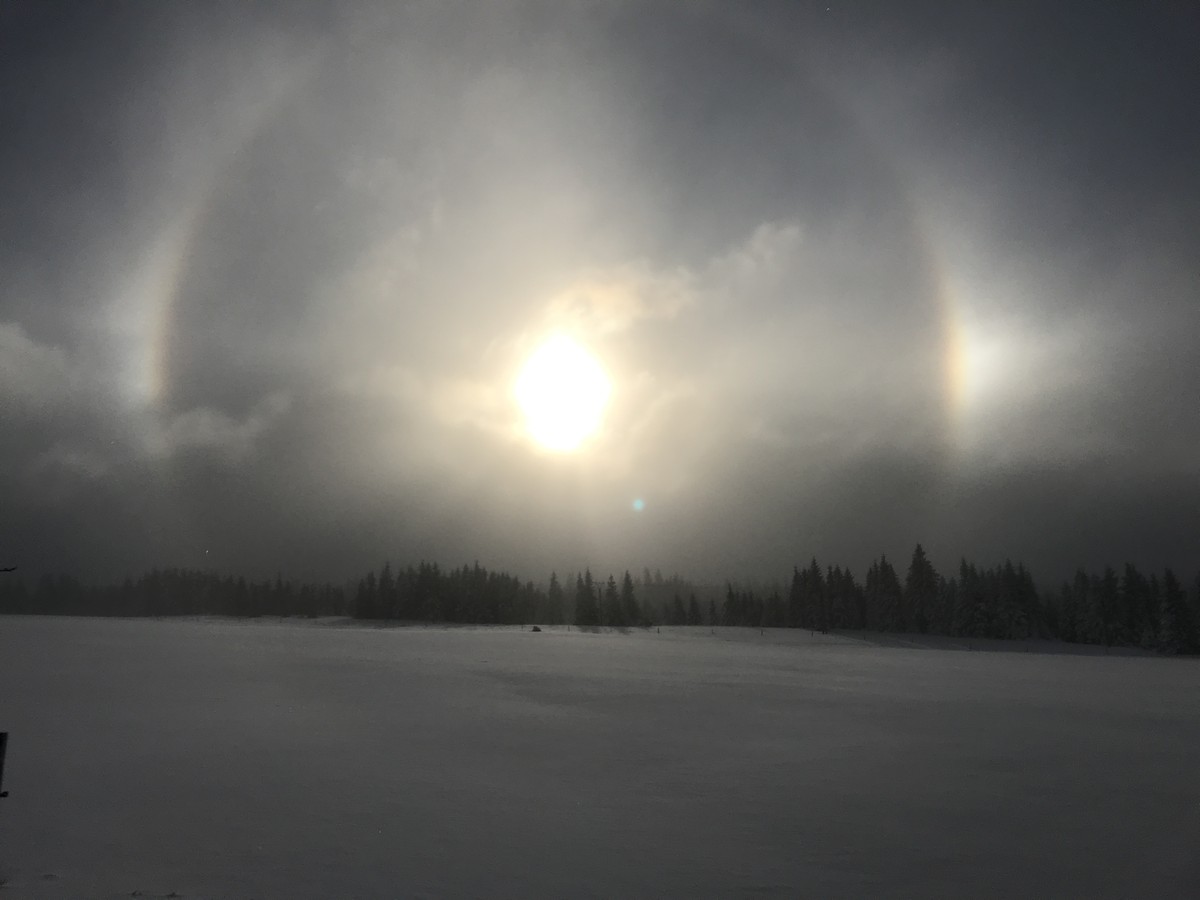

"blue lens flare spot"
[632, 497, 645, 512]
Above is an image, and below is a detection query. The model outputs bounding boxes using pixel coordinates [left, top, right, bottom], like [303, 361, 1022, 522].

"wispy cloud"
[139, 393, 293, 462]
[0, 322, 81, 413]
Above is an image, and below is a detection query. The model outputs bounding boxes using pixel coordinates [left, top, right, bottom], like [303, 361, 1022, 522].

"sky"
[1, 1, 1197, 587]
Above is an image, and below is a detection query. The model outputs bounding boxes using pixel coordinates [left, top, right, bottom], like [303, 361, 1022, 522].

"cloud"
[30, 443, 110, 479]
[0, 322, 81, 414]
[534, 222, 803, 336]
[1, 317, 289, 468]
[139, 393, 293, 462]
[2, 2, 1197, 586]
[705, 222, 803, 300]
[325, 221, 797, 465]
[543, 263, 695, 336]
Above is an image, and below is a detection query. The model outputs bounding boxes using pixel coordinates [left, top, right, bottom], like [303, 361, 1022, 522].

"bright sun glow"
[515, 335, 611, 452]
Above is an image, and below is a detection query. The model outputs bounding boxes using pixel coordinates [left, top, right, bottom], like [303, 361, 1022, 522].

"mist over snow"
[1, 618, 1198, 897]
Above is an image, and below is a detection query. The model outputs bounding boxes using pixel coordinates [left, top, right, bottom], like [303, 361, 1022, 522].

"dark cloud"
[1, 2, 1197, 585]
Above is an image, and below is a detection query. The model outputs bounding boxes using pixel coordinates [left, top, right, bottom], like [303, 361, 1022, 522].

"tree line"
[0, 545, 1197, 654]
[721, 547, 1198, 654]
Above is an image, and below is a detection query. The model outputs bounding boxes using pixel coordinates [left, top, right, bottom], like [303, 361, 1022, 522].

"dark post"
[0, 731, 7, 797]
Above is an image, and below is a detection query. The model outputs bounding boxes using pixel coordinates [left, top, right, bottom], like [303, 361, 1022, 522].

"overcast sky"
[2, 1, 1197, 586]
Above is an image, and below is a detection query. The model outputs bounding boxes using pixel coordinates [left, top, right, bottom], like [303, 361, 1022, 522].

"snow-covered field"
[1, 617, 1197, 899]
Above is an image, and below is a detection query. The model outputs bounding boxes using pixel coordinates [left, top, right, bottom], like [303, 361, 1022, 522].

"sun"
[515, 335, 611, 452]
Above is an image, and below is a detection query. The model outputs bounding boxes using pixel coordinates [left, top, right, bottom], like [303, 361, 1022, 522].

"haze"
[2, 2, 1197, 585]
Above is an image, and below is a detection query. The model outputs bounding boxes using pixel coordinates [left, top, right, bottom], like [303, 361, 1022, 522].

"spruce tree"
[353, 570, 379, 619]
[1075, 570, 1100, 644]
[807, 559, 827, 632]
[671, 593, 687, 626]
[1160, 569, 1197, 654]
[1097, 567, 1121, 646]
[575, 571, 599, 627]
[876, 556, 902, 632]
[904, 544, 938, 634]
[378, 563, 396, 620]
[864, 561, 880, 631]
[603, 575, 623, 626]
[621, 571, 639, 626]
[935, 576, 957, 636]
[723, 584, 738, 625]
[641, 596, 658, 627]
[1058, 581, 1078, 642]
[787, 567, 803, 628]
[764, 590, 784, 628]
[546, 572, 565, 625]
[1120, 563, 1144, 643]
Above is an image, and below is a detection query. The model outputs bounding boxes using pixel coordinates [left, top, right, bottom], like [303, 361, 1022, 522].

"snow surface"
[1, 617, 1198, 899]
